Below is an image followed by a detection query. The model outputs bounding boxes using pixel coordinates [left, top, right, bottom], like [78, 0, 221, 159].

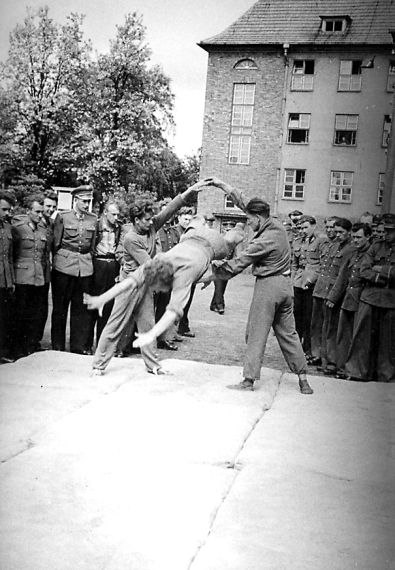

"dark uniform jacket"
[12, 216, 48, 286]
[313, 239, 341, 299]
[326, 242, 370, 311]
[292, 232, 326, 289]
[53, 210, 98, 277]
[359, 241, 395, 309]
[0, 219, 14, 288]
[158, 225, 179, 253]
[322, 241, 355, 300]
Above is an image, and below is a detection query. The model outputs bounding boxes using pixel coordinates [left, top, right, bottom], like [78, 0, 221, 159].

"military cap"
[372, 214, 383, 226]
[71, 185, 93, 199]
[382, 213, 395, 229]
[204, 213, 215, 222]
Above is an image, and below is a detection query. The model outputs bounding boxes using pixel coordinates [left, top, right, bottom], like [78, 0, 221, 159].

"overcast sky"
[0, 0, 255, 158]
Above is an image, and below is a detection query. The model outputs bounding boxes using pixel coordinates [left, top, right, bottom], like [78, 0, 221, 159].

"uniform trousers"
[0, 287, 14, 358]
[323, 304, 341, 370]
[51, 270, 92, 353]
[92, 284, 159, 372]
[346, 302, 395, 382]
[178, 283, 196, 334]
[36, 281, 50, 347]
[293, 286, 313, 355]
[89, 258, 120, 345]
[335, 309, 355, 374]
[243, 275, 307, 381]
[210, 279, 228, 312]
[310, 297, 325, 360]
[14, 284, 47, 356]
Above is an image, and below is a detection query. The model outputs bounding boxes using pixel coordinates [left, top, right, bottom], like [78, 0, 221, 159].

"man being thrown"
[84, 207, 244, 376]
[203, 177, 313, 394]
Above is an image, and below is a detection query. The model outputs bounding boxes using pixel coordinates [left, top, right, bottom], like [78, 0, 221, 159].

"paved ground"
[0, 274, 394, 569]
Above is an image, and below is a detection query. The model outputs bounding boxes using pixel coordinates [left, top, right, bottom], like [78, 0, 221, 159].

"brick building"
[197, 0, 395, 226]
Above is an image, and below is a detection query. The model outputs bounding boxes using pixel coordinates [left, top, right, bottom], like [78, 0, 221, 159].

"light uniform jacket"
[53, 210, 98, 277]
[359, 241, 395, 309]
[12, 216, 48, 286]
[326, 243, 370, 311]
[0, 220, 14, 288]
[292, 232, 326, 289]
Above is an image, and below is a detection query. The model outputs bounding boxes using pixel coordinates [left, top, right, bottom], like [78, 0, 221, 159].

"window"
[234, 59, 257, 70]
[283, 169, 305, 200]
[320, 17, 350, 32]
[387, 61, 395, 92]
[377, 173, 385, 205]
[229, 83, 255, 164]
[287, 113, 310, 143]
[383, 115, 392, 147]
[225, 196, 236, 209]
[291, 60, 315, 90]
[329, 171, 353, 203]
[338, 60, 362, 91]
[334, 114, 358, 146]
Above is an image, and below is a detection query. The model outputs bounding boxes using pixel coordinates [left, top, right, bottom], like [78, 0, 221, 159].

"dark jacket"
[359, 241, 395, 308]
[0, 220, 14, 288]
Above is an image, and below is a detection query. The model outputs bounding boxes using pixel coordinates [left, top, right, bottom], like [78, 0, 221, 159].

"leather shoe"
[227, 379, 254, 391]
[157, 340, 178, 351]
[179, 331, 195, 338]
[309, 357, 322, 366]
[172, 334, 184, 342]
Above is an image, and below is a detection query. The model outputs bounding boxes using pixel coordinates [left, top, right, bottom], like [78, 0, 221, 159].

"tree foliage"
[0, 8, 200, 204]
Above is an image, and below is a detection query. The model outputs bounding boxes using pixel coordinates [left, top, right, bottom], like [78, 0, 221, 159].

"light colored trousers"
[92, 284, 160, 372]
[244, 275, 307, 381]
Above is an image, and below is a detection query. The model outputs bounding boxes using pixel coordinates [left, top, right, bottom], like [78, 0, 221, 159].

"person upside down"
[84, 215, 244, 376]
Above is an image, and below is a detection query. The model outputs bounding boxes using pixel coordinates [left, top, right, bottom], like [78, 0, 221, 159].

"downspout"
[274, 43, 290, 216]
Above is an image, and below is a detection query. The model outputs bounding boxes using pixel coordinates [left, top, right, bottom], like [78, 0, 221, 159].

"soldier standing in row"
[51, 186, 98, 354]
[291, 215, 325, 361]
[12, 194, 49, 358]
[0, 191, 15, 364]
[326, 223, 372, 378]
[310, 216, 339, 366]
[346, 213, 395, 382]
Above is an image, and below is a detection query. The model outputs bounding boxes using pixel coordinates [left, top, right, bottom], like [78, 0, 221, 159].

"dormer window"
[234, 59, 258, 70]
[320, 16, 350, 33]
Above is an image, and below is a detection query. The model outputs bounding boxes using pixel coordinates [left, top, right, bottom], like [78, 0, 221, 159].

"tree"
[0, 7, 91, 184]
[72, 13, 175, 195]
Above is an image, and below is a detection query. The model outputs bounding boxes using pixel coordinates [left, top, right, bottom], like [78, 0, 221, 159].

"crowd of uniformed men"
[285, 209, 395, 382]
[0, 184, 394, 382]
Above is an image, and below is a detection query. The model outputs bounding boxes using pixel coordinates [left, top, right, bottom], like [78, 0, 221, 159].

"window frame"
[287, 113, 311, 144]
[338, 60, 362, 92]
[234, 58, 258, 70]
[387, 61, 395, 92]
[333, 114, 359, 146]
[283, 169, 306, 201]
[228, 83, 255, 165]
[382, 115, 392, 147]
[328, 170, 353, 203]
[321, 17, 349, 32]
[377, 173, 385, 206]
[291, 59, 315, 91]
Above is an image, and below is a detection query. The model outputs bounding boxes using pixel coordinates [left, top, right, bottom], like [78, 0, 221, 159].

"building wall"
[278, 51, 390, 219]
[199, 46, 392, 221]
[199, 48, 284, 218]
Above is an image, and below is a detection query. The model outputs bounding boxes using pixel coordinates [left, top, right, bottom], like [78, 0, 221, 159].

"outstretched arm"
[203, 177, 248, 212]
[84, 276, 137, 316]
[133, 309, 178, 348]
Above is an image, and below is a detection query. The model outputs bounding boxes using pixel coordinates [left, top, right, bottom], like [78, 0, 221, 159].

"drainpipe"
[274, 43, 290, 216]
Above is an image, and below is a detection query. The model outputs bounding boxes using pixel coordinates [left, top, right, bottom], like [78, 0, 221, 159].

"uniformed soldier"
[310, 216, 339, 366]
[292, 215, 326, 361]
[321, 218, 355, 376]
[12, 194, 49, 357]
[51, 185, 98, 354]
[346, 213, 395, 382]
[326, 223, 372, 378]
[0, 191, 15, 364]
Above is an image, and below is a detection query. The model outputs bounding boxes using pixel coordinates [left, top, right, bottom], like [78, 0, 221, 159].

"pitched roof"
[199, 0, 395, 48]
